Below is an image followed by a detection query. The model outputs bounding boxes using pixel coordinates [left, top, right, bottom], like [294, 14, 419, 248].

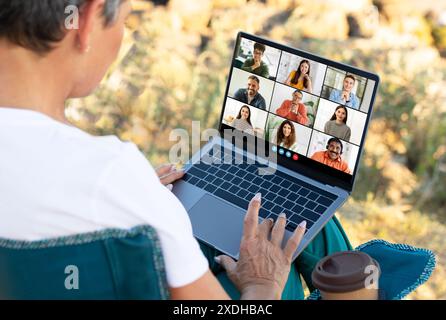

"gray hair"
[0, 0, 124, 54]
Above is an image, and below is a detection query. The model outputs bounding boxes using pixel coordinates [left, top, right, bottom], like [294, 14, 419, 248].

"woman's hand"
[156, 164, 185, 190]
[216, 193, 306, 300]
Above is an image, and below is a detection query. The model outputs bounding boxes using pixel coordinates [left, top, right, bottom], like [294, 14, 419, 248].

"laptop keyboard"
[182, 147, 337, 232]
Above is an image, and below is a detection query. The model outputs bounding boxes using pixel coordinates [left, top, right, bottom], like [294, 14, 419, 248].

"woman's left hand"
[156, 164, 185, 190]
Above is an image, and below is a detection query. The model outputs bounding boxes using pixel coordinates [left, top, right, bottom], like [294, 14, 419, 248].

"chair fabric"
[0, 225, 170, 300]
[306, 239, 436, 300]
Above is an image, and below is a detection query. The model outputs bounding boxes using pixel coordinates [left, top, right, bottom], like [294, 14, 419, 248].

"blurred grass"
[67, 0, 446, 299]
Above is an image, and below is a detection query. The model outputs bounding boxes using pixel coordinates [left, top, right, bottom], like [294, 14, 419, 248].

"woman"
[285, 59, 313, 93]
[0, 0, 305, 300]
[276, 120, 298, 151]
[324, 105, 352, 141]
[230, 105, 254, 133]
[0, 0, 352, 301]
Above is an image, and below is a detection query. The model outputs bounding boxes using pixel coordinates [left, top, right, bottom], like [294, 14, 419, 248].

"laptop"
[172, 32, 379, 261]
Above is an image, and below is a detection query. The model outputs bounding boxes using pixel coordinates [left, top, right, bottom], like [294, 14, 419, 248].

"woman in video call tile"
[329, 74, 359, 109]
[230, 105, 254, 134]
[285, 60, 313, 93]
[275, 89, 308, 125]
[311, 137, 351, 174]
[324, 105, 351, 141]
[276, 120, 298, 151]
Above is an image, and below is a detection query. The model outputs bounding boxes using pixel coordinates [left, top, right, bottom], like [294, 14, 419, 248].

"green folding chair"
[0, 225, 169, 300]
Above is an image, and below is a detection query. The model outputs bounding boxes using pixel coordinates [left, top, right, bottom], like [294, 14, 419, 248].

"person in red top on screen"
[311, 137, 351, 174]
[275, 89, 308, 125]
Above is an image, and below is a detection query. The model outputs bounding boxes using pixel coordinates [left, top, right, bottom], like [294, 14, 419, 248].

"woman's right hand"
[216, 193, 307, 300]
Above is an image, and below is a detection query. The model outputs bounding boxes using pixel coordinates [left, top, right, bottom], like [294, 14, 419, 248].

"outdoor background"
[66, 0, 446, 299]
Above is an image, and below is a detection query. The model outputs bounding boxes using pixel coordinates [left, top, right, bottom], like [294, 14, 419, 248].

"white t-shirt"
[0, 107, 208, 288]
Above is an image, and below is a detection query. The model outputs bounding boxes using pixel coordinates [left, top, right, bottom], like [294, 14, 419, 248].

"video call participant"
[241, 42, 270, 78]
[329, 75, 359, 109]
[285, 59, 313, 93]
[311, 137, 351, 174]
[276, 120, 298, 151]
[230, 105, 254, 133]
[324, 105, 351, 141]
[275, 89, 308, 125]
[233, 75, 267, 110]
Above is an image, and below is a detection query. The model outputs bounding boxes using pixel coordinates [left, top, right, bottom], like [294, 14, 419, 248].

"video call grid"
[224, 37, 374, 173]
[227, 67, 367, 148]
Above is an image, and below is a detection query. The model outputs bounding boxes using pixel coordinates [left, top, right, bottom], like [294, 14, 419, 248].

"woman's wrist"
[240, 282, 282, 300]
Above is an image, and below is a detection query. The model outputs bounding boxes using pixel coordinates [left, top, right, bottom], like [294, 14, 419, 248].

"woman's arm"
[345, 126, 351, 141]
[285, 72, 293, 86]
[324, 121, 330, 134]
[170, 270, 230, 300]
[305, 75, 313, 93]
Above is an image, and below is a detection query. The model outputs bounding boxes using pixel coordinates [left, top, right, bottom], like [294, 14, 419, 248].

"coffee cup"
[311, 251, 381, 300]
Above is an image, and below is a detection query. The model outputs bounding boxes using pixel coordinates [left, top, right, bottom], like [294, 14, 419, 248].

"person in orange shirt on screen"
[275, 89, 308, 125]
[311, 137, 351, 174]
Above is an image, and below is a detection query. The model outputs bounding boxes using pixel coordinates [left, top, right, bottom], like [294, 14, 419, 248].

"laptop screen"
[219, 32, 379, 191]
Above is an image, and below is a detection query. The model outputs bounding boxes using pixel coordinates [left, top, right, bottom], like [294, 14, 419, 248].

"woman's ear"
[76, 0, 106, 53]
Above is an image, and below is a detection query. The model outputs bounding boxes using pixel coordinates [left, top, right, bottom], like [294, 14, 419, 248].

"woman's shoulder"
[290, 142, 299, 150]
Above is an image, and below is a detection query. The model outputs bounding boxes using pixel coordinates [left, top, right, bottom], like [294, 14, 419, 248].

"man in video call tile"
[311, 137, 351, 174]
[329, 75, 359, 109]
[241, 42, 270, 78]
[233, 75, 267, 110]
[275, 89, 308, 125]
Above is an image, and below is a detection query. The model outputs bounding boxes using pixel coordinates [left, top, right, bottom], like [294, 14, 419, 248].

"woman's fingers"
[156, 164, 174, 177]
[242, 193, 261, 241]
[159, 168, 185, 185]
[284, 220, 306, 260]
[270, 213, 287, 246]
[258, 217, 274, 239]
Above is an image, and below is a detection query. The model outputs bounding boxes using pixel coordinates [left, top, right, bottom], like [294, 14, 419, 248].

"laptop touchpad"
[188, 194, 246, 259]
